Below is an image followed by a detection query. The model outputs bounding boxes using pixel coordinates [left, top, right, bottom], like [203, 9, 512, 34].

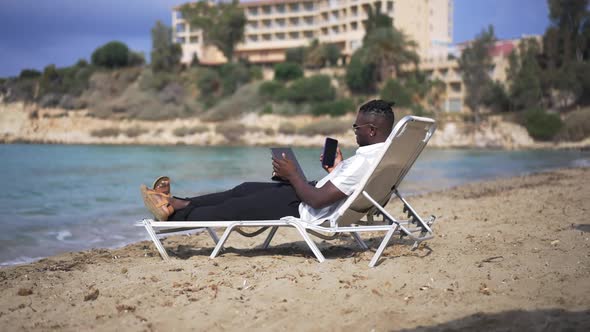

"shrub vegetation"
[523, 108, 563, 141]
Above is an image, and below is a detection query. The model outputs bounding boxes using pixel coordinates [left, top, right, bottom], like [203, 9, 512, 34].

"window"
[262, 34, 271, 41]
[303, 2, 314, 11]
[304, 17, 314, 26]
[276, 19, 285, 27]
[262, 5, 271, 14]
[276, 33, 285, 40]
[351, 22, 358, 30]
[189, 36, 199, 43]
[176, 36, 186, 44]
[276, 4, 285, 13]
[289, 3, 299, 11]
[176, 23, 185, 33]
[248, 7, 258, 16]
[289, 31, 300, 39]
[248, 35, 258, 42]
[450, 82, 461, 92]
[289, 17, 300, 26]
[304, 31, 314, 39]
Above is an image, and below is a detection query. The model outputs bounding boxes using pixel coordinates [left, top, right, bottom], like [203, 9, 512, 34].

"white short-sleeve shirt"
[298, 142, 385, 223]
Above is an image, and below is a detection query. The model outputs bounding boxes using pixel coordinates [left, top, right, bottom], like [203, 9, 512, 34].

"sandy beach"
[1, 167, 589, 331]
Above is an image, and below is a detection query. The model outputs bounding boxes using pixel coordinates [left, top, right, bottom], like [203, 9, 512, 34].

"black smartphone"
[322, 137, 338, 167]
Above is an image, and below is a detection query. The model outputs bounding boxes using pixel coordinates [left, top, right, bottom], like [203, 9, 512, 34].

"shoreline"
[1, 165, 588, 268]
[2, 102, 589, 150]
[1, 167, 589, 330]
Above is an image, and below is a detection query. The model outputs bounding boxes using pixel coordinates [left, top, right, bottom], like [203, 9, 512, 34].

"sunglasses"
[352, 123, 377, 131]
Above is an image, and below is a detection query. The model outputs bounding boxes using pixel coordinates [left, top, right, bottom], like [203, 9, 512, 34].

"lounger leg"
[143, 219, 170, 262]
[207, 227, 220, 244]
[262, 226, 278, 249]
[369, 224, 398, 268]
[291, 223, 325, 263]
[351, 232, 369, 250]
[210, 224, 238, 259]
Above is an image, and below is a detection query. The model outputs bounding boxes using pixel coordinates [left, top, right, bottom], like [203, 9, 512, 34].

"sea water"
[0, 144, 588, 266]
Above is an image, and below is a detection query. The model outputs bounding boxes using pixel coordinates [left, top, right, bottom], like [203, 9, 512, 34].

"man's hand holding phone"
[320, 137, 342, 173]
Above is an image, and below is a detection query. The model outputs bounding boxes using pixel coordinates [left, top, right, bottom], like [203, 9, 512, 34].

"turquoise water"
[0, 144, 588, 266]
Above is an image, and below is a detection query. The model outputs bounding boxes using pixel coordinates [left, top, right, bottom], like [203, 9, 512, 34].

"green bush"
[173, 125, 209, 137]
[258, 81, 284, 99]
[220, 63, 251, 96]
[124, 126, 148, 138]
[127, 51, 146, 67]
[345, 49, 376, 94]
[201, 82, 263, 122]
[282, 75, 335, 104]
[249, 66, 263, 80]
[140, 70, 176, 91]
[91, 41, 131, 68]
[216, 122, 246, 142]
[274, 62, 303, 82]
[380, 79, 412, 108]
[298, 119, 350, 136]
[523, 108, 563, 141]
[90, 128, 121, 137]
[19, 69, 41, 79]
[310, 99, 355, 117]
[556, 107, 590, 142]
[278, 122, 297, 135]
[261, 104, 274, 114]
[286, 47, 306, 64]
[197, 68, 222, 105]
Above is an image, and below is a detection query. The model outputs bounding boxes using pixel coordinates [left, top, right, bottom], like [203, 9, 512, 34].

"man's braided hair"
[359, 99, 395, 124]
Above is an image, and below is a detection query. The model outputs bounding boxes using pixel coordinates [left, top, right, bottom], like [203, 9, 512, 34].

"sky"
[0, 0, 550, 78]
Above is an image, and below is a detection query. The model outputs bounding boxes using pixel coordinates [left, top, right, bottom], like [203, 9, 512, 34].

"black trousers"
[169, 182, 302, 221]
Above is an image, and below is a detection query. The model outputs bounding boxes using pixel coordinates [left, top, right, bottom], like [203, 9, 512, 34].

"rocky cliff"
[1, 102, 588, 149]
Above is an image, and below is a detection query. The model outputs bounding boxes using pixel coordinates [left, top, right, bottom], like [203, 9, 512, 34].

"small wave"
[52, 230, 72, 241]
[0, 255, 46, 267]
[572, 158, 590, 167]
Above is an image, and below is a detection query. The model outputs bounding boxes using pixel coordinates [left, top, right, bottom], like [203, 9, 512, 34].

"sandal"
[152, 176, 170, 195]
[140, 184, 174, 221]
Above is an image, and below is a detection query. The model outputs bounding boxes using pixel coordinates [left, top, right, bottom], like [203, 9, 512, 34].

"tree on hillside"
[506, 38, 544, 110]
[362, 5, 393, 42]
[151, 21, 182, 72]
[541, 0, 590, 106]
[304, 40, 342, 68]
[458, 25, 496, 123]
[358, 5, 419, 82]
[363, 27, 419, 81]
[547, 0, 589, 64]
[180, 0, 246, 63]
[346, 48, 377, 94]
[91, 41, 131, 68]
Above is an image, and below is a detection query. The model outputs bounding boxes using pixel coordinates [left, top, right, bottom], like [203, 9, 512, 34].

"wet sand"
[0, 167, 589, 331]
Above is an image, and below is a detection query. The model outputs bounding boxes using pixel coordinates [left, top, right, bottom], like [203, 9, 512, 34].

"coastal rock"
[0, 102, 583, 149]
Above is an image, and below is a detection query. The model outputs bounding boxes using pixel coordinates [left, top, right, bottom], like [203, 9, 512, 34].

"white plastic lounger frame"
[136, 115, 436, 267]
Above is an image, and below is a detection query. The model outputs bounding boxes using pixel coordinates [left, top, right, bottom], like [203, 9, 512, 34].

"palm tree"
[363, 27, 419, 82]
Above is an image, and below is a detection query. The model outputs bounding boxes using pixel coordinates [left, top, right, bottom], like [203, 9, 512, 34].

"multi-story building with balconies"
[172, 0, 453, 65]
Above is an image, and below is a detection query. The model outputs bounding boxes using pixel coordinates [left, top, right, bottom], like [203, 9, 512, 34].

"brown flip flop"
[140, 184, 174, 221]
[152, 176, 170, 195]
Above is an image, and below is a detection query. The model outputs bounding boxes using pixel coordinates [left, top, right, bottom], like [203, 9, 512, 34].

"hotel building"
[172, 0, 454, 65]
[173, 1, 535, 113]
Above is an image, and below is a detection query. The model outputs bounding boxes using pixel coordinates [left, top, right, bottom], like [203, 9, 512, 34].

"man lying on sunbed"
[140, 99, 395, 223]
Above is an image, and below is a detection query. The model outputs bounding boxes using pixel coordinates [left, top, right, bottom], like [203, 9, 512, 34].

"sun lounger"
[136, 115, 437, 267]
